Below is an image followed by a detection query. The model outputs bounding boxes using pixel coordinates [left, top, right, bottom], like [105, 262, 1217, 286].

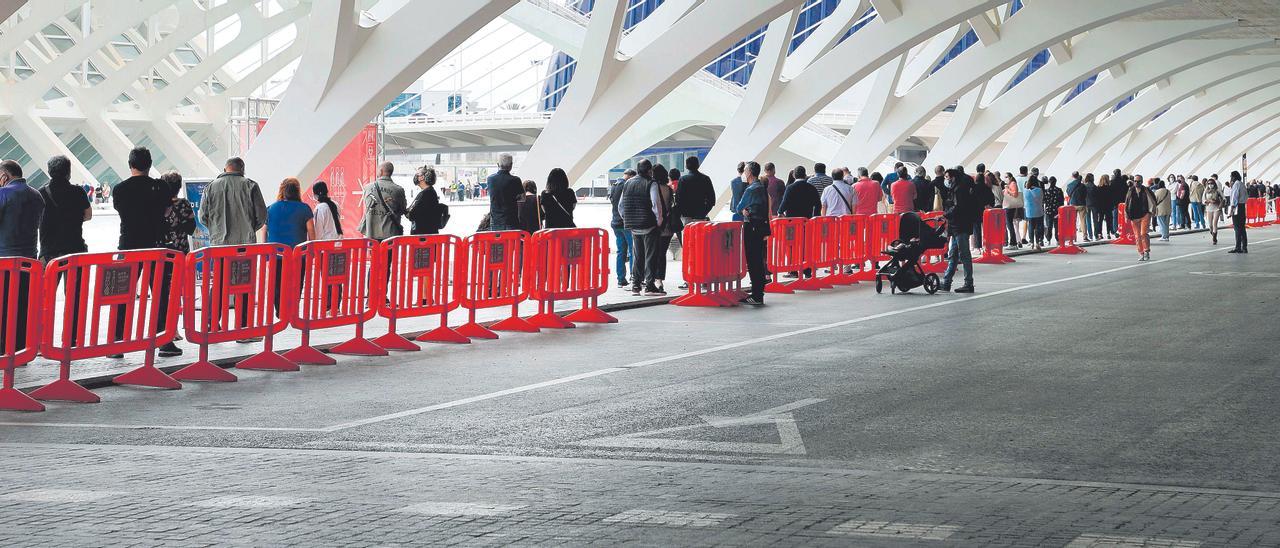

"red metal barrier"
[524, 228, 616, 328]
[867, 213, 900, 266]
[285, 238, 385, 365]
[1246, 197, 1267, 227]
[456, 230, 535, 339]
[806, 216, 838, 289]
[1272, 198, 1279, 226]
[177, 244, 296, 381]
[372, 235, 468, 349]
[975, 208, 1015, 264]
[0, 258, 43, 411]
[765, 218, 809, 294]
[671, 221, 746, 307]
[920, 212, 947, 273]
[831, 214, 865, 285]
[1112, 204, 1136, 245]
[33, 250, 185, 402]
[1049, 205, 1086, 255]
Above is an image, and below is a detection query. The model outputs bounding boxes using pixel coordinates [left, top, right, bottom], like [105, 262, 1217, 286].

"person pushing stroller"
[941, 166, 982, 293]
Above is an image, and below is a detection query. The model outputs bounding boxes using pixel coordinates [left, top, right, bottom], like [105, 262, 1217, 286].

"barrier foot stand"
[283, 331, 337, 365]
[671, 287, 723, 307]
[30, 362, 99, 403]
[373, 318, 420, 352]
[418, 325, 471, 345]
[238, 333, 301, 371]
[457, 310, 498, 340]
[764, 281, 795, 294]
[331, 323, 391, 357]
[492, 304, 540, 333]
[114, 352, 182, 390]
[529, 301, 575, 329]
[566, 298, 618, 324]
[173, 346, 238, 382]
[0, 370, 44, 411]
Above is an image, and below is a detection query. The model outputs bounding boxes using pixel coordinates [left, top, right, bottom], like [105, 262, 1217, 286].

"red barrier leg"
[30, 360, 99, 403]
[237, 332, 300, 371]
[456, 308, 498, 340]
[173, 343, 238, 382]
[331, 321, 391, 356]
[0, 364, 43, 412]
[373, 316, 420, 352]
[565, 297, 618, 323]
[283, 330, 337, 365]
[418, 314, 471, 344]
[491, 303, 539, 333]
[529, 300, 575, 329]
[113, 351, 182, 390]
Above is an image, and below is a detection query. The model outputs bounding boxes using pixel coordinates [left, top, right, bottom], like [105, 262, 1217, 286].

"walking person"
[1125, 178, 1155, 261]
[941, 167, 978, 294]
[311, 181, 343, 240]
[199, 156, 267, 246]
[609, 171, 635, 288]
[486, 154, 523, 231]
[1152, 180, 1171, 241]
[157, 172, 196, 253]
[1202, 178, 1224, 245]
[540, 167, 577, 229]
[113, 148, 182, 356]
[407, 166, 443, 235]
[738, 161, 769, 306]
[264, 178, 315, 247]
[37, 155, 91, 262]
[1228, 171, 1248, 254]
[620, 160, 663, 296]
[358, 162, 406, 241]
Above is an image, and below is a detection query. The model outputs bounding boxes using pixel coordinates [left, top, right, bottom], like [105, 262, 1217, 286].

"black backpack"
[436, 202, 450, 229]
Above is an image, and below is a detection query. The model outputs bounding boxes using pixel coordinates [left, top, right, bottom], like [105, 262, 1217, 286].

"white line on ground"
[0, 488, 119, 503]
[602, 509, 735, 527]
[190, 495, 309, 508]
[1065, 533, 1201, 547]
[828, 519, 961, 541]
[396, 502, 526, 516]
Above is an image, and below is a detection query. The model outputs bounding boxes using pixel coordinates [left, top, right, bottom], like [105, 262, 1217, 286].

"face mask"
[944, 179, 955, 189]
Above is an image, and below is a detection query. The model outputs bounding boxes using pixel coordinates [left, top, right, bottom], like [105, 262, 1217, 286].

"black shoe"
[941, 283, 952, 293]
[741, 297, 765, 306]
[642, 285, 663, 297]
[1211, 234, 1217, 245]
[954, 286, 975, 294]
[158, 342, 183, 357]
[631, 286, 642, 296]
[617, 280, 629, 288]
[678, 283, 689, 290]
[107, 354, 124, 359]
[1228, 249, 1240, 254]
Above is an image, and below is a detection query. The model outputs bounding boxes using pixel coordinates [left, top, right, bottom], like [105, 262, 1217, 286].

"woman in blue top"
[264, 177, 314, 246]
[1023, 177, 1046, 251]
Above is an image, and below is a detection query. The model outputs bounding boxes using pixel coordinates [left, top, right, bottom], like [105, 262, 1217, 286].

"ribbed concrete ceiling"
[1136, 0, 1280, 40]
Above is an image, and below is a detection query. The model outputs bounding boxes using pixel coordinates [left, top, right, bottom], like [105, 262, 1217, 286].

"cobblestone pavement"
[2, 226, 1279, 546]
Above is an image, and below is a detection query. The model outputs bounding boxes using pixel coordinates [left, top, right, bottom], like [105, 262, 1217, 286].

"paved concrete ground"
[2, 224, 1279, 546]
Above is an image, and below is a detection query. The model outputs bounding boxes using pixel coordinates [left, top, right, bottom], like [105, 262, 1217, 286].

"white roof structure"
[2, 0, 1279, 200]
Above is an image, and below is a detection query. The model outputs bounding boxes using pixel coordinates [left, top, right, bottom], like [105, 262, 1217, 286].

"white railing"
[385, 111, 554, 129]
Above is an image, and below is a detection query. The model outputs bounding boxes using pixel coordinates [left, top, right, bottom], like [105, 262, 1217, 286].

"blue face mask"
[944, 179, 955, 189]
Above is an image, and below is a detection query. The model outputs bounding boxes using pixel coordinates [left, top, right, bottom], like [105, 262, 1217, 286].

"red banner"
[258, 121, 378, 237]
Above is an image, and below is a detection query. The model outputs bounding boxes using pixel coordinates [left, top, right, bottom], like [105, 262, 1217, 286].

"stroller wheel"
[923, 273, 940, 295]
[875, 279, 883, 294]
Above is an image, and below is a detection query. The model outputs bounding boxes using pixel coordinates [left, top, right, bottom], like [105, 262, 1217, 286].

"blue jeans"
[943, 233, 973, 287]
[1191, 202, 1205, 228]
[1171, 205, 1182, 228]
[1156, 215, 1170, 239]
[612, 226, 633, 283]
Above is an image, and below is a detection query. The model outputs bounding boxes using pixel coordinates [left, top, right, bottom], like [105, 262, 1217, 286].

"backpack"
[436, 202, 450, 229]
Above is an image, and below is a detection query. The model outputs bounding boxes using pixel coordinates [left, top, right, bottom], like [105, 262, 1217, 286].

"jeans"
[1171, 204, 1182, 228]
[1191, 202, 1205, 228]
[1076, 207, 1089, 239]
[1004, 208, 1020, 246]
[942, 233, 973, 287]
[1108, 208, 1118, 236]
[630, 229, 660, 289]
[612, 226, 633, 284]
[1176, 203, 1191, 229]
[1156, 215, 1169, 240]
[654, 234, 673, 280]
[1044, 214, 1057, 244]
[970, 220, 983, 250]
[1027, 217, 1044, 246]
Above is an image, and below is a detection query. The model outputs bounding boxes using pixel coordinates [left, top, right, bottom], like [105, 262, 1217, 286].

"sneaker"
[236, 337, 264, 344]
[678, 283, 689, 290]
[941, 283, 952, 293]
[741, 297, 765, 306]
[1228, 249, 1241, 254]
[783, 272, 799, 279]
[617, 280, 629, 288]
[1145, 251, 1151, 261]
[953, 285, 975, 294]
[107, 353, 124, 359]
[642, 285, 664, 297]
[158, 342, 183, 357]
[632, 286, 643, 296]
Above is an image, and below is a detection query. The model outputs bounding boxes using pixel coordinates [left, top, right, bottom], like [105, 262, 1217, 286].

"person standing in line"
[1202, 177, 1223, 245]
[311, 181, 343, 240]
[407, 167, 443, 235]
[890, 166, 916, 215]
[0, 160, 44, 353]
[763, 162, 786, 217]
[199, 157, 267, 247]
[941, 167, 978, 294]
[1002, 172, 1023, 249]
[1152, 179, 1171, 242]
[1109, 171, 1128, 238]
[911, 166, 934, 213]
[932, 165, 952, 213]
[1043, 176, 1063, 245]
[358, 162, 406, 241]
[738, 161, 769, 306]
[808, 162, 834, 197]
[1228, 171, 1248, 254]
[516, 180, 541, 235]
[649, 164, 676, 294]
[485, 154, 523, 231]
[1090, 174, 1113, 241]
[157, 172, 196, 253]
[820, 168, 855, 217]
[853, 167, 882, 216]
[1066, 171, 1087, 240]
[675, 156, 715, 226]
[37, 155, 91, 262]
[1023, 177, 1046, 251]
[540, 167, 577, 229]
[667, 167, 683, 262]
[728, 162, 747, 222]
[113, 148, 182, 357]
[1174, 175, 1192, 230]
[264, 178, 315, 247]
[971, 171, 997, 253]
[778, 164, 821, 280]
[609, 170, 636, 288]
[620, 159, 663, 296]
[881, 161, 904, 203]
[1125, 177, 1155, 261]
[1189, 175, 1206, 229]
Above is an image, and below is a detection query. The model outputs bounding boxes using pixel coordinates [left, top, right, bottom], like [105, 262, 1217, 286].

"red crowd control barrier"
[672, 221, 746, 307]
[525, 228, 616, 328]
[178, 244, 296, 381]
[765, 217, 810, 294]
[373, 235, 468, 349]
[832, 214, 866, 285]
[1049, 205, 1086, 255]
[975, 208, 1014, 264]
[805, 216, 838, 289]
[1246, 197, 1267, 227]
[286, 238, 385, 365]
[1272, 198, 1279, 225]
[33, 250, 185, 402]
[457, 230, 535, 338]
[920, 212, 947, 273]
[1112, 204, 1136, 245]
[0, 258, 44, 411]
[867, 213, 900, 265]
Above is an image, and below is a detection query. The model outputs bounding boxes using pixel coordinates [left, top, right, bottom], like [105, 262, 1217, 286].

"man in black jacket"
[911, 166, 934, 212]
[620, 160, 663, 296]
[942, 166, 980, 293]
[486, 153, 523, 231]
[675, 156, 715, 224]
[777, 173, 820, 280]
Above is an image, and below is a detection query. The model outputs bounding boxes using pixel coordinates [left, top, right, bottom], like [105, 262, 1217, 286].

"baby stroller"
[875, 212, 948, 295]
